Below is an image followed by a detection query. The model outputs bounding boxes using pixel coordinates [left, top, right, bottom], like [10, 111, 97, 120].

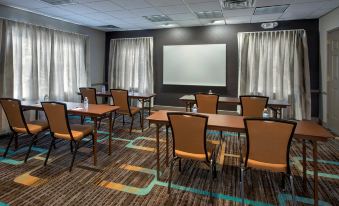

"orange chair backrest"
[110, 89, 130, 113]
[195, 93, 219, 114]
[42, 102, 71, 136]
[79, 88, 97, 104]
[240, 95, 268, 117]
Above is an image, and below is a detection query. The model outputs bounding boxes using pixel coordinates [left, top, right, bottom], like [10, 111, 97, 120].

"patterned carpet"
[0, 114, 338, 206]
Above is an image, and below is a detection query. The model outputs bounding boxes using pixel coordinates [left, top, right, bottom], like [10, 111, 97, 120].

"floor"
[0, 114, 338, 206]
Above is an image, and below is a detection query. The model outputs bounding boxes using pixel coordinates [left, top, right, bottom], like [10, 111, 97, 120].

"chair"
[110, 89, 141, 134]
[79, 87, 104, 128]
[167, 112, 218, 197]
[240, 118, 297, 205]
[0, 98, 49, 162]
[42, 102, 94, 172]
[239, 95, 269, 117]
[195, 93, 222, 139]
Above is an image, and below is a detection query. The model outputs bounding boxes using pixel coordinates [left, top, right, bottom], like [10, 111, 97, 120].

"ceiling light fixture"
[40, 0, 76, 6]
[195, 11, 223, 19]
[219, 0, 254, 10]
[208, 20, 225, 25]
[161, 23, 177, 28]
[254, 5, 289, 15]
[143, 15, 172, 22]
[261, 22, 278, 29]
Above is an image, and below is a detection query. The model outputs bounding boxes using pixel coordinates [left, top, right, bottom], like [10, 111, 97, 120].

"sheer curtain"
[0, 19, 89, 132]
[108, 37, 154, 97]
[238, 30, 311, 120]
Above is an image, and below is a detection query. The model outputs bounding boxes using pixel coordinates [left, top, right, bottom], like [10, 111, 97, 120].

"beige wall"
[319, 7, 339, 124]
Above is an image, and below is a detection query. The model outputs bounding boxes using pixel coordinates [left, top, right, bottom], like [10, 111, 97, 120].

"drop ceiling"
[0, 0, 338, 31]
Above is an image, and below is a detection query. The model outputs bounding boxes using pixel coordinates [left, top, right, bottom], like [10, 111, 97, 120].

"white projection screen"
[163, 44, 226, 86]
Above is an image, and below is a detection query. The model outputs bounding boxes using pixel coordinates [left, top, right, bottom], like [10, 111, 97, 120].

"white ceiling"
[0, 0, 339, 31]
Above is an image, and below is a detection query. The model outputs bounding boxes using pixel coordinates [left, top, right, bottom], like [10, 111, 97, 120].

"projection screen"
[163, 44, 226, 86]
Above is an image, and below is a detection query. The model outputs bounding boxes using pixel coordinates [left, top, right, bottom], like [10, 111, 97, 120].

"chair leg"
[219, 131, 223, 143]
[129, 116, 134, 134]
[112, 112, 116, 129]
[280, 173, 286, 191]
[178, 158, 182, 172]
[139, 111, 142, 129]
[238, 132, 243, 165]
[70, 141, 74, 153]
[81, 116, 84, 125]
[69, 141, 80, 172]
[24, 134, 37, 163]
[122, 115, 125, 125]
[209, 159, 214, 201]
[14, 133, 19, 150]
[44, 137, 55, 166]
[240, 166, 245, 206]
[4, 133, 15, 158]
[98, 119, 102, 130]
[168, 157, 178, 195]
[290, 174, 297, 206]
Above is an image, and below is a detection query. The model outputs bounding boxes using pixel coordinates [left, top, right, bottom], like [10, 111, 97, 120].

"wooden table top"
[147, 110, 334, 142]
[179, 95, 290, 107]
[21, 101, 119, 117]
[77, 91, 156, 99]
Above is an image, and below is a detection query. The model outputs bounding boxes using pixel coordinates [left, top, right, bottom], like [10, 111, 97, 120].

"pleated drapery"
[108, 37, 154, 99]
[238, 30, 311, 120]
[0, 19, 89, 131]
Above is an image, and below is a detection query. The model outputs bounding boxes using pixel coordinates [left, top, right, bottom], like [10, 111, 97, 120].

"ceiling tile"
[168, 13, 197, 21]
[176, 19, 201, 26]
[36, 7, 74, 17]
[111, 0, 153, 9]
[158, 5, 192, 14]
[84, 1, 123, 12]
[129, 7, 163, 16]
[251, 14, 281, 23]
[188, 1, 221, 12]
[107, 10, 138, 19]
[0, 0, 50, 9]
[254, 0, 294, 7]
[58, 4, 98, 14]
[225, 16, 251, 24]
[184, 0, 217, 3]
[146, 0, 184, 7]
[223, 8, 254, 17]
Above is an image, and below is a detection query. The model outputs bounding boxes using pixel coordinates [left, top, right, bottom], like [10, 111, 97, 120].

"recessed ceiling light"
[161, 23, 177, 28]
[40, 0, 76, 6]
[195, 11, 223, 19]
[143, 15, 172, 22]
[254, 5, 289, 15]
[219, 0, 254, 10]
[208, 20, 225, 25]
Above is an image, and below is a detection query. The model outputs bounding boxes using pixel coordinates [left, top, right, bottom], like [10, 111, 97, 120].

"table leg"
[185, 102, 189, 112]
[312, 141, 319, 206]
[93, 117, 98, 166]
[141, 99, 145, 132]
[148, 98, 151, 128]
[166, 125, 169, 167]
[35, 110, 39, 120]
[302, 140, 307, 191]
[156, 123, 160, 180]
[108, 112, 112, 155]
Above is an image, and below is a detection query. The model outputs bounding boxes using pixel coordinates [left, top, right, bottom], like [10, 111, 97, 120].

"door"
[327, 29, 339, 134]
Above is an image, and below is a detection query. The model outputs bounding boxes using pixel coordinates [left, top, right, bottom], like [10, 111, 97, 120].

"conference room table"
[77, 91, 156, 131]
[147, 110, 334, 206]
[21, 101, 119, 166]
[179, 95, 290, 118]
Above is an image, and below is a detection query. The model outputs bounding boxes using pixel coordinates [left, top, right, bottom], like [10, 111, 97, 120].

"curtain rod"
[238, 29, 305, 34]
[0, 17, 89, 37]
[111, 37, 153, 40]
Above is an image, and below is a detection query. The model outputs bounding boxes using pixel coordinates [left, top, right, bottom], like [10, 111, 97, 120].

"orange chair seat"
[242, 145, 287, 173]
[13, 120, 48, 134]
[175, 141, 216, 161]
[117, 107, 140, 115]
[54, 124, 93, 141]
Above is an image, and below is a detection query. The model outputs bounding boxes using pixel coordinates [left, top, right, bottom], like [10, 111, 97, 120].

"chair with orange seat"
[42, 102, 94, 172]
[110, 89, 141, 134]
[0, 98, 49, 162]
[239, 95, 269, 117]
[167, 112, 218, 197]
[79, 87, 104, 127]
[240, 118, 297, 205]
[194, 93, 219, 114]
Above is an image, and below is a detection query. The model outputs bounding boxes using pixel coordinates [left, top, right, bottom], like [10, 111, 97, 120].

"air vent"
[143, 15, 172, 22]
[195, 11, 223, 19]
[98, 25, 120, 30]
[40, 0, 76, 5]
[219, 0, 254, 10]
[254, 5, 289, 15]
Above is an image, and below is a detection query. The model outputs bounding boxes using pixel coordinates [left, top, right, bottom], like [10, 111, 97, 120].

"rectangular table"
[179, 95, 290, 118]
[21, 101, 119, 166]
[77, 91, 156, 131]
[147, 110, 334, 206]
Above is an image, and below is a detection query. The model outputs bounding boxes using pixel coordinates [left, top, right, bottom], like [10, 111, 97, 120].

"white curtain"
[108, 37, 154, 97]
[0, 19, 89, 132]
[238, 30, 311, 120]
[0, 19, 89, 101]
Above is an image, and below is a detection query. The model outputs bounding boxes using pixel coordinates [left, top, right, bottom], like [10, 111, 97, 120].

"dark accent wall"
[105, 19, 320, 117]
